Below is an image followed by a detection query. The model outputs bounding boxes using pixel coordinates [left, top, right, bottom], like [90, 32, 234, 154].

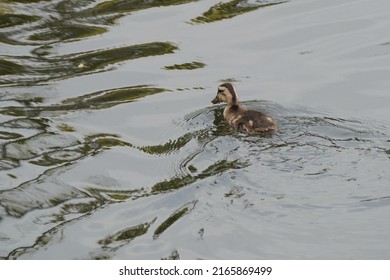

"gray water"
[1, 0, 390, 259]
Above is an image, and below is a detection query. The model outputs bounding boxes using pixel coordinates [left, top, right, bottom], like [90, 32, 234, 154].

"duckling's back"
[239, 110, 276, 134]
[225, 107, 276, 134]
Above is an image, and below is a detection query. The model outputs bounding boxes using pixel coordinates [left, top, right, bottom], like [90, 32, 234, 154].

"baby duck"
[211, 83, 277, 134]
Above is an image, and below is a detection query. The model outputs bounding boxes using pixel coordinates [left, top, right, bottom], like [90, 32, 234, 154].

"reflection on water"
[1, 85, 169, 117]
[88, 0, 198, 16]
[190, 0, 285, 24]
[2, 99, 389, 259]
[163, 61, 206, 70]
[1, 42, 178, 86]
[1, 0, 390, 260]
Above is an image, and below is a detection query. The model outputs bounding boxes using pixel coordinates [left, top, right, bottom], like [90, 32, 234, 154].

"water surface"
[1, 0, 390, 259]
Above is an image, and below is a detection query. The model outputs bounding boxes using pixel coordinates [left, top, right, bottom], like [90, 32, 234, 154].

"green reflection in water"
[0, 42, 177, 86]
[0, 85, 169, 117]
[162, 249, 180, 260]
[190, 0, 285, 24]
[29, 150, 84, 166]
[87, 188, 146, 201]
[153, 201, 196, 239]
[0, 59, 25, 75]
[1, 0, 197, 46]
[140, 132, 193, 155]
[219, 77, 242, 83]
[14, 97, 44, 106]
[90, 0, 198, 16]
[67, 42, 177, 73]
[52, 0, 198, 41]
[29, 24, 107, 42]
[0, 158, 19, 170]
[4, 132, 80, 161]
[163, 61, 206, 70]
[152, 159, 249, 193]
[1, 117, 49, 129]
[0, 3, 8, 13]
[61, 199, 104, 216]
[98, 219, 156, 246]
[57, 123, 76, 132]
[0, 14, 39, 28]
[154, 207, 189, 237]
[0, 131, 23, 140]
[188, 165, 197, 173]
[60, 85, 168, 110]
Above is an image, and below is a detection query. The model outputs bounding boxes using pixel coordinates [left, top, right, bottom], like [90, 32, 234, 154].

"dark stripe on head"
[220, 83, 237, 104]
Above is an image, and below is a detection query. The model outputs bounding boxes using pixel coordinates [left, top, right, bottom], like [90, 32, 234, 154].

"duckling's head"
[211, 83, 238, 105]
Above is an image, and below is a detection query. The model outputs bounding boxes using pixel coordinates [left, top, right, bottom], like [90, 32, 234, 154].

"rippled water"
[1, 0, 390, 259]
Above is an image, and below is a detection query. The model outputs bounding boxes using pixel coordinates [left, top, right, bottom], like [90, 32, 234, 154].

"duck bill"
[211, 96, 220, 104]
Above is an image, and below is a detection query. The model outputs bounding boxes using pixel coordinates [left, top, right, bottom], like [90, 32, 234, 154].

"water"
[1, 0, 390, 259]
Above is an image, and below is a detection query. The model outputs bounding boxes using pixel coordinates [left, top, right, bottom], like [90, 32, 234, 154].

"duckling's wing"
[241, 110, 277, 133]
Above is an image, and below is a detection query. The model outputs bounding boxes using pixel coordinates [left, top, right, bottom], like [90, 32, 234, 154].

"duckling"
[211, 83, 277, 134]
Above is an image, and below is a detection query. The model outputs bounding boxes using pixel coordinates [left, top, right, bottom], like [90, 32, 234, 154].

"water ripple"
[190, 0, 286, 24]
[0, 42, 178, 86]
[2, 0, 390, 260]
